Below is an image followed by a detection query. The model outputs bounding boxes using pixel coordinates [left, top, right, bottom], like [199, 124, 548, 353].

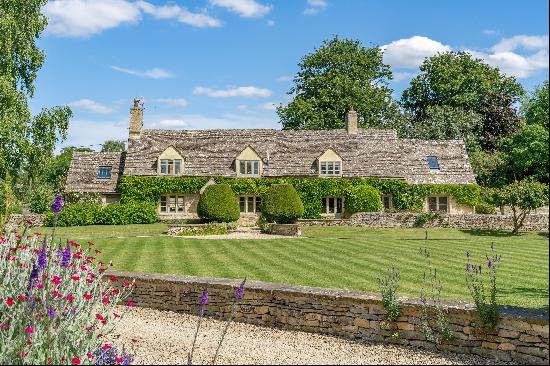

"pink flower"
[102, 344, 111, 350]
[6, 298, 14, 307]
[66, 295, 74, 303]
[127, 301, 135, 308]
[71, 276, 80, 281]
[96, 314, 104, 321]
[83, 293, 92, 300]
[102, 298, 110, 304]
[25, 326, 33, 334]
[36, 282, 44, 289]
[52, 276, 61, 285]
[115, 357, 123, 363]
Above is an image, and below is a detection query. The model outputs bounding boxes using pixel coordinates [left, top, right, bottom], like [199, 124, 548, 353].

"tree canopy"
[521, 80, 549, 130]
[101, 140, 126, 152]
[277, 36, 395, 130]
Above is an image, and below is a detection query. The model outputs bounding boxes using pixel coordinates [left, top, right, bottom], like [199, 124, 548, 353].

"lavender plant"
[188, 283, 209, 365]
[377, 267, 400, 322]
[212, 278, 246, 365]
[466, 243, 502, 328]
[419, 248, 453, 343]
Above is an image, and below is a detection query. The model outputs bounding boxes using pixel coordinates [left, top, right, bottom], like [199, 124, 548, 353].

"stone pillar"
[129, 99, 143, 140]
[345, 109, 358, 135]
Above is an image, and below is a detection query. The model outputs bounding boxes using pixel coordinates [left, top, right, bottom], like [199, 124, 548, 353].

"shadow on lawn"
[459, 229, 517, 237]
[499, 287, 550, 312]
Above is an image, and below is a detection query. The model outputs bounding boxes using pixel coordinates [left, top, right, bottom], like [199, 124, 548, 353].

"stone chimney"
[129, 98, 143, 140]
[345, 109, 358, 135]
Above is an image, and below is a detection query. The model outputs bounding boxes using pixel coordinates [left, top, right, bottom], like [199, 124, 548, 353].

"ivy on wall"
[119, 176, 481, 219]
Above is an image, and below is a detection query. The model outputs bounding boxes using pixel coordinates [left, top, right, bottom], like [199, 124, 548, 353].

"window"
[428, 196, 448, 213]
[381, 195, 393, 211]
[160, 159, 182, 175]
[97, 167, 112, 179]
[320, 161, 341, 176]
[238, 160, 260, 176]
[159, 194, 186, 213]
[427, 156, 440, 170]
[322, 197, 343, 214]
[239, 195, 261, 213]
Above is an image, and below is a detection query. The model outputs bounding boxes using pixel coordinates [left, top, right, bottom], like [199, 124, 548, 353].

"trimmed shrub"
[44, 203, 158, 226]
[197, 184, 240, 223]
[261, 184, 304, 224]
[174, 222, 237, 236]
[44, 204, 100, 227]
[345, 185, 382, 214]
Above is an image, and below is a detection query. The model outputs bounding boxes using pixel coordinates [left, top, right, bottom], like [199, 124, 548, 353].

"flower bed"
[167, 222, 238, 236]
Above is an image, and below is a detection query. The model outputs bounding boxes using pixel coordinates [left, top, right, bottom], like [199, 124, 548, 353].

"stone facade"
[298, 213, 549, 231]
[109, 271, 549, 364]
[270, 224, 301, 236]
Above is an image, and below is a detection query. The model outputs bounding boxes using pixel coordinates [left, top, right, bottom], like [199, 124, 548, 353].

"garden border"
[109, 271, 549, 365]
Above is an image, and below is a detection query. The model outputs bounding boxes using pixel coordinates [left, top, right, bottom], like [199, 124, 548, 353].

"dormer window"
[318, 149, 343, 177]
[157, 146, 184, 176]
[97, 166, 112, 179]
[160, 159, 182, 175]
[236, 146, 262, 177]
[427, 156, 440, 170]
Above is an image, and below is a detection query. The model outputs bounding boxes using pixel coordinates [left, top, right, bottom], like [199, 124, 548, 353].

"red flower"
[36, 282, 44, 289]
[25, 326, 33, 334]
[83, 293, 92, 300]
[66, 295, 74, 302]
[102, 297, 110, 304]
[80, 266, 87, 271]
[6, 298, 14, 307]
[0, 323, 10, 329]
[108, 277, 118, 282]
[52, 276, 61, 285]
[86, 279, 93, 284]
[113, 313, 120, 318]
[122, 281, 130, 287]
[98, 261, 105, 267]
[42, 274, 48, 279]
[70, 241, 79, 247]
[127, 301, 135, 308]
[71, 276, 80, 281]
[115, 357, 123, 363]
[96, 314, 104, 321]
[95, 249, 102, 254]
[71, 358, 81, 364]
[86, 353, 93, 359]
[101, 320, 107, 325]
[17, 295, 27, 301]
[102, 344, 111, 350]
[53, 290, 62, 299]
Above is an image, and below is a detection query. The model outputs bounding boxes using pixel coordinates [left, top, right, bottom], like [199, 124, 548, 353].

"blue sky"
[30, 0, 549, 150]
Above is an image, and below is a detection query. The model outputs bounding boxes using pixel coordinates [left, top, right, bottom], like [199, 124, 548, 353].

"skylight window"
[427, 156, 440, 170]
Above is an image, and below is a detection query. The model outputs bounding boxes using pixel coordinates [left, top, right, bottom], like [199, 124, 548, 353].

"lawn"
[32, 224, 549, 310]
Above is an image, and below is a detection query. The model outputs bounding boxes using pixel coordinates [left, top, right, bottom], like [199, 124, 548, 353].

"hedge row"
[44, 202, 158, 227]
[119, 176, 481, 219]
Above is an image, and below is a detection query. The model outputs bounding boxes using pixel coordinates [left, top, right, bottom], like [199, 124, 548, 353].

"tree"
[277, 36, 395, 130]
[468, 149, 507, 188]
[401, 51, 524, 122]
[521, 80, 549, 130]
[396, 105, 483, 150]
[486, 181, 549, 234]
[478, 92, 521, 151]
[101, 140, 126, 152]
[498, 125, 549, 184]
[42, 146, 94, 193]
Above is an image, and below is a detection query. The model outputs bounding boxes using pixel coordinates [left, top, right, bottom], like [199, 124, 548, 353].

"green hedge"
[44, 202, 158, 227]
[197, 184, 240, 223]
[261, 184, 304, 224]
[345, 185, 382, 213]
[119, 176, 481, 219]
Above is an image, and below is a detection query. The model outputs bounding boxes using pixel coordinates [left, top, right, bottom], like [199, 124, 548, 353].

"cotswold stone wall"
[298, 213, 549, 231]
[4, 214, 44, 230]
[110, 272, 549, 365]
[270, 224, 301, 237]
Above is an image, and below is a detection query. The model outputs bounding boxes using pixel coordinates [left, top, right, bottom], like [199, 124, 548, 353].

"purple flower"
[37, 248, 47, 271]
[28, 265, 39, 290]
[61, 246, 72, 267]
[488, 260, 493, 269]
[51, 195, 63, 214]
[466, 263, 470, 272]
[199, 285, 209, 316]
[47, 304, 56, 320]
[236, 278, 246, 300]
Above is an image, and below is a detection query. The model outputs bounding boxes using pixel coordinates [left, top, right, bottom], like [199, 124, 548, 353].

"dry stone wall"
[110, 271, 549, 365]
[4, 214, 44, 230]
[298, 213, 549, 231]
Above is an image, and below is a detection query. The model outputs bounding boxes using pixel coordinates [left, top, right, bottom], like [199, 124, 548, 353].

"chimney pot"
[345, 109, 358, 135]
[129, 99, 143, 140]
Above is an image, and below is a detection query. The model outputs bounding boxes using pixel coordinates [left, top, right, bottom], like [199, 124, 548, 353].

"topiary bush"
[261, 184, 304, 224]
[197, 184, 240, 223]
[345, 185, 382, 214]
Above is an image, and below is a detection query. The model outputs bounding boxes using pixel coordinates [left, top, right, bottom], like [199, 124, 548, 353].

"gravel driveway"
[109, 307, 504, 365]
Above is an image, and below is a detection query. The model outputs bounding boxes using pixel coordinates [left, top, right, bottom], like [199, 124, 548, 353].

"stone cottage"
[64, 100, 477, 220]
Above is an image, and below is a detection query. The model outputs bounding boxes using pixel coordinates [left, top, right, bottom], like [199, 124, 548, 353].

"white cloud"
[69, 99, 114, 114]
[156, 119, 189, 128]
[482, 29, 497, 35]
[155, 98, 189, 107]
[137, 1, 221, 28]
[277, 75, 292, 82]
[43, 0, 220, 38]
[468, 49, 549, 79]
[62, 119, 128, 150]
[111, 66, 174, 79]
[491, 35, 549, 53]
[392, 72, 416, 82]
[209, 0, 272, 18]
[381, 36, 452, 69]
[258, 102, 278, 111]
[43, 0, 141, 38]
[304, 0, 327, 15]
[193, 86, 272, 98]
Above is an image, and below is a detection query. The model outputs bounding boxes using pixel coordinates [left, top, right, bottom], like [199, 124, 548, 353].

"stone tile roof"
[64, 128, 477, 193]
[64, 152, 125, 193]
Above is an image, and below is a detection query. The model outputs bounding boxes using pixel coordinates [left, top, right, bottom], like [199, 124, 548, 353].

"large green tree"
[277, 36, 395, 130]
[401, 51, 524, 120]
[0, 0, 72, 217]
[101, 140, 126, 152]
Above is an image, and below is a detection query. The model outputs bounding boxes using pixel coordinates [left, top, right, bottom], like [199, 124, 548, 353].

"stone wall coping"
[107, 270, 549, 322]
